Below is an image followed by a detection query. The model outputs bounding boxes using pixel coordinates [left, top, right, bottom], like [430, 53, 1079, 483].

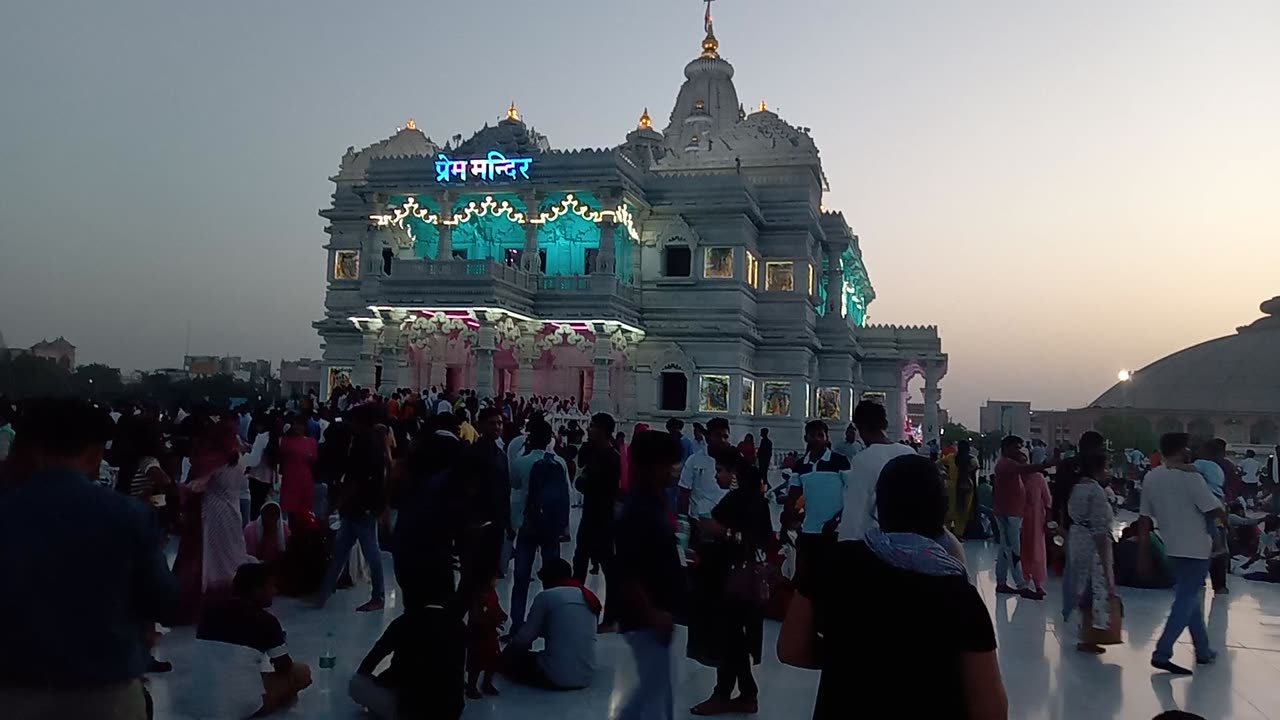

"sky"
[1, 0, 1277, 425]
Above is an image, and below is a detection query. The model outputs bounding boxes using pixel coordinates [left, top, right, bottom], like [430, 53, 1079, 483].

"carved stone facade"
[314, 22, 946, 446]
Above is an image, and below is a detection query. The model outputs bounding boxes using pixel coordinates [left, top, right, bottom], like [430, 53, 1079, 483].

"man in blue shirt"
[787, 420, 852, 588]
[0, 398, 178, 720]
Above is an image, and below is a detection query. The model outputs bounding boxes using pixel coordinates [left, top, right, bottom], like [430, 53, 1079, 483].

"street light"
[1117, 369, 1133, 408]
[1117, 369, 1131, 383]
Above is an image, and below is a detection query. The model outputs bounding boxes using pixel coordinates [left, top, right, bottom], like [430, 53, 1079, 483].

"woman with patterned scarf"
[779, 453, 1009, 720]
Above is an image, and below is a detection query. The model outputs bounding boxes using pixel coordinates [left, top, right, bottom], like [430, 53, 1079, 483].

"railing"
[381, 259, 639, 302]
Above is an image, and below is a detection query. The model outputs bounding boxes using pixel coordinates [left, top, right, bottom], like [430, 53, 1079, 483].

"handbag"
[1081, 595, 1124, 645]
[727, 549, 772, 609]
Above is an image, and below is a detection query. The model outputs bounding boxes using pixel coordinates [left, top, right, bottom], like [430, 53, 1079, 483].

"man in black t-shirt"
[612, 430, 685, 720]
[573, 413, 622, 627]
[198, 564, 311, 717]
[314, 406, 388, 612]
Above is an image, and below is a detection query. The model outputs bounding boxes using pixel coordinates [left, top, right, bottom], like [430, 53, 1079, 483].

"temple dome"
[662, 31, 741, 153]
[335, 123, 439, 181]
[456, 114, 550, 156]
[1092, 296, 1280, 413]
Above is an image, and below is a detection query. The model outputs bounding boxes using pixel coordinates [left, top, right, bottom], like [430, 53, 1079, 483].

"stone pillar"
[592, 340, 613, 414]
[437, 223, 453, 261]
[474, 321, 497, 400]
[521, 190, 540, 274]
[377, 322, 402, 393]
[522, 223, 540, 274]
[353, 328, 379, 389]
[886, 388, 905, 441]
[825, 247, 842, 315]
[514, 358, 534, 395]
[597, 216, 616, 276]
[923, 363, 941, 446]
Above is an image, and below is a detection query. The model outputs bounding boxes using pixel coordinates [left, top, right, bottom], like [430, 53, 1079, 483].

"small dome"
[456, 114, 550, 156]
[1092, 296, 1280, 413]
[368, 125, 440, 159]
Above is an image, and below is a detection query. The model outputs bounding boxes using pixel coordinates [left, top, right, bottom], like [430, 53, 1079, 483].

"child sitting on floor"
[466, 576, 507, 699]
[197, 563, 311, 717]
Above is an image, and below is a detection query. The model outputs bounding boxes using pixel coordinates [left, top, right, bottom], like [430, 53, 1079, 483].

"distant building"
[979, 400, 1032, 440]
[280, 358, 323, 398]
[3, 336, 77, 369]
[184, 355, 273, 385]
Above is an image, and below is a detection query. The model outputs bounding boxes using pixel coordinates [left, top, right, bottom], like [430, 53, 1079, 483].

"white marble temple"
[148, 527, 1280, 720]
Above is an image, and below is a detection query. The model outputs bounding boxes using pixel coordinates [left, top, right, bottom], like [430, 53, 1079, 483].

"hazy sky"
[2, 0, 1277, 425]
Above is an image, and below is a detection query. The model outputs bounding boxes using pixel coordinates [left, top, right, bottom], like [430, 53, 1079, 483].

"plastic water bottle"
[318, 631, 336, 693]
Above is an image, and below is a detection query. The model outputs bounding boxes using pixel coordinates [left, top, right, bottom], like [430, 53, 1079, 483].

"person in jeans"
[991, 435, 1056, 597]
[503, 558, 600, 690]
[613, 430, 686, 720]
[0, 398, 178, 720]
[313, 405, 387, 612]
[1138, 432, 1225, 675]
[573, 413, 622, 628]
[509, 418, 571, 632]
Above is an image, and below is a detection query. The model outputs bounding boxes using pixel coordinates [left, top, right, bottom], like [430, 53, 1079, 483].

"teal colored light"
[816, 255, 830, 317]
[538, 209, 599, 275]
[614, 223, 635, 284]
[840, 247, 874, 326]
[413, 223, 440, 259]
[452, 213, 525, 261]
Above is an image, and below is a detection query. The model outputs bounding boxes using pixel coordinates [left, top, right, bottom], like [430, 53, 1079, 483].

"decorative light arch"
[371, 193, 641, 244]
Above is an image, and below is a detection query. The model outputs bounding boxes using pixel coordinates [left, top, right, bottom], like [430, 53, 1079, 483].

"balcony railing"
[379, 259, 639, 303]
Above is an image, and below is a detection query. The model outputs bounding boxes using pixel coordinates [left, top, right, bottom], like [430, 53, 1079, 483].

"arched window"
[659, 365, 688, 411]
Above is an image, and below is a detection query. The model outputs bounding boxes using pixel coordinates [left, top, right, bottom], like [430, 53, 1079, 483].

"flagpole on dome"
[700, 0, 720, 58]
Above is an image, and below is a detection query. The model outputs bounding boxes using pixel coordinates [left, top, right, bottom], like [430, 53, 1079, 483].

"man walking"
[574, 413, 622, 629]
[787, 420, 851, 586]
[510, 419, 571, 632]
[1139, 432, 1224, 675]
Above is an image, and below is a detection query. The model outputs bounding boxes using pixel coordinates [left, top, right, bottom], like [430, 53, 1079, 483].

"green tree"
[941, 422, 973, 445]
[71, 363, 124, 398]
[0, 354, 71, 398]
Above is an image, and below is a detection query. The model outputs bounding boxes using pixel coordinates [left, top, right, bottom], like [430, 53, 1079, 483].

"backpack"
[526, 451, 570, 538]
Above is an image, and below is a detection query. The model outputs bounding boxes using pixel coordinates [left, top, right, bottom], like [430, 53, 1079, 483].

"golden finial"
[639, 107, 652, 130]
[759, 99, 768, 113]
[700, 29, 719, 59]
[507, 101, 521, 122]
[405, 117, 417, 130]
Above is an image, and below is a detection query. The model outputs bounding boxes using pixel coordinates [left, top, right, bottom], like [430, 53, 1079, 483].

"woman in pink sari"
[279, 417, 318, 521]
[244, 500, 290, 566]
[1021, 463, 1053, 599]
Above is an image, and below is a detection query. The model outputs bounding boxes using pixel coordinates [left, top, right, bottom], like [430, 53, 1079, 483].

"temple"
[315, 13, 946, 443]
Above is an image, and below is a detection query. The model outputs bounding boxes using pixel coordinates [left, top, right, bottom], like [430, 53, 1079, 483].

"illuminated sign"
[435, 150, 533, 184]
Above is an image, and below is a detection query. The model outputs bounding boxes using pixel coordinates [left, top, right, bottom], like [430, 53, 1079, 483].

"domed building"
[315, 15, 946, 442]
[1081, 296, 1280, 447]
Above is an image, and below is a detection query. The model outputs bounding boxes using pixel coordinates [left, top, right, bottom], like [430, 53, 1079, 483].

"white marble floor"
[149, 529, 1280, 720]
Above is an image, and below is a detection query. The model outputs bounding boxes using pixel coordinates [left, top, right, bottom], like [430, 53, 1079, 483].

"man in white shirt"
[1239, 450, 1262, 488]
[838, 401, 916, 543]
[1139, 432, 1225, 675]
[678, 418, 731, 520]
[435, 389, 456, 417]
[509, 419, 571, 631]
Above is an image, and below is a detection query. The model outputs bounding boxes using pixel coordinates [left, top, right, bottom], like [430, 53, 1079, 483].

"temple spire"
[639, 107, 652, 130]
[700, 0, 719, 58]
[507, 101, 521, 122]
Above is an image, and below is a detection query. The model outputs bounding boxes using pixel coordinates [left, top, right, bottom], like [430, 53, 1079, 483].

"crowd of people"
[0, 382, 1255, 719]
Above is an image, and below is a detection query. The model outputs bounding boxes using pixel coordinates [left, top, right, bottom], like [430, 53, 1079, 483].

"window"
[764, 261, 794, 292]
[584, 248, 599, 275]
[746, 252, 759, 288]
[381, 248, 394, 275]
[451, 248, 468, 260]
[762, 381, 791, 416]
[334, 250, 360, 280]
[741, 377, 756, 415]
[703, 247, 734, 279]
[817, 387, 841, 420]
[660, 371, 688, 411]
[699, 374, 730, 413]
[664, 246, 692, 277]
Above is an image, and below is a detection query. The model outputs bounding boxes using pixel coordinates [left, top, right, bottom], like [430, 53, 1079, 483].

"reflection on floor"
[150, 529, 1280, 720]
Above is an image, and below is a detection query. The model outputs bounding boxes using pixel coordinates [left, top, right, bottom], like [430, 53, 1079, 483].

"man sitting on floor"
[197, 563, 311, 717]
[349, 581, 466, 720]
[500, 558, 600, 690]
